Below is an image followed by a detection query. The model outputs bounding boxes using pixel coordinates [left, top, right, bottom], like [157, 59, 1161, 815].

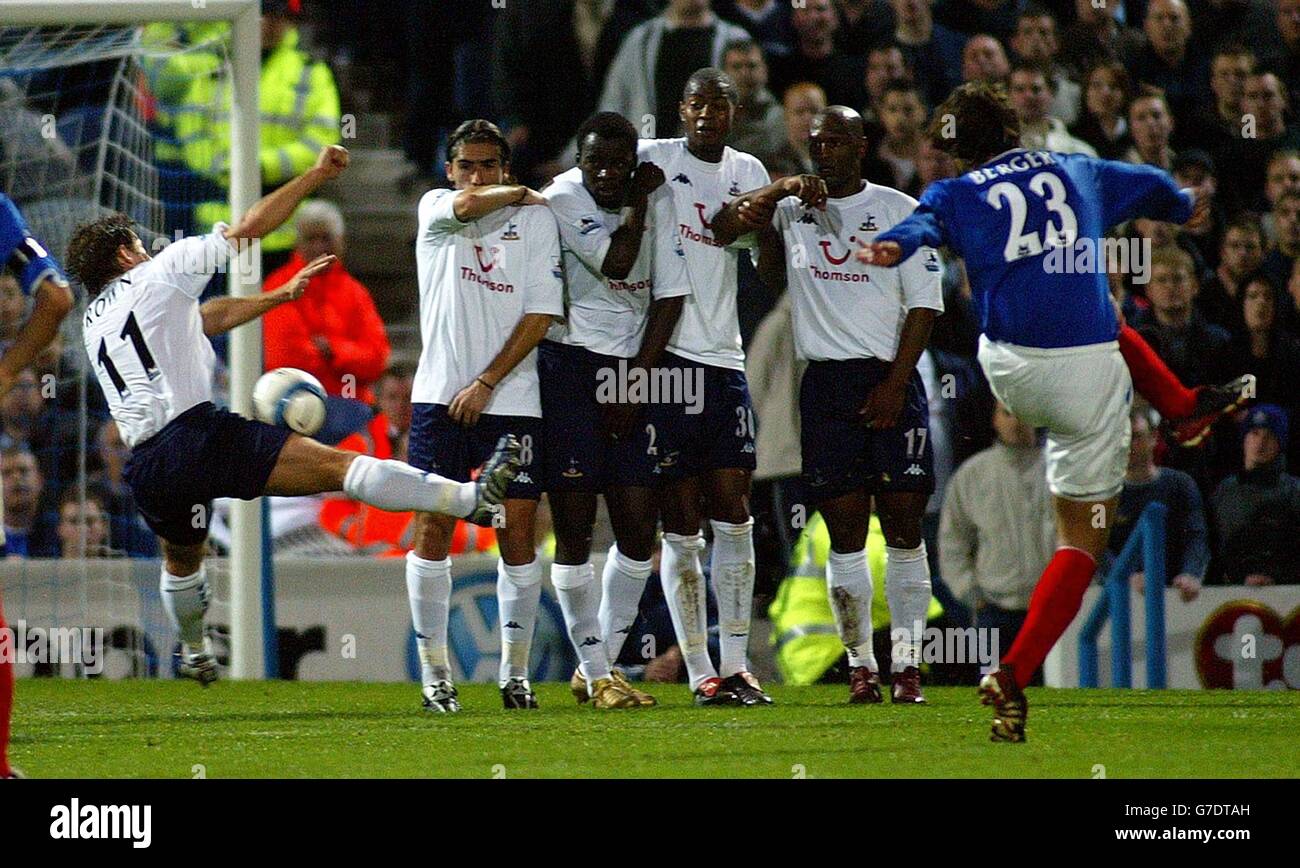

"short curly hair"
[66, 213, 138, 297]
[926, 80, 1021, 167]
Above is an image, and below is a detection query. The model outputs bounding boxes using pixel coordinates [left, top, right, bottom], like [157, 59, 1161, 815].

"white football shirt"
[773, 181, 944, 362]
[82, 226, 231, 448]
[543, 167, 691, 358]
[637, 138, 770, 370]
[413, 189, 565, 416]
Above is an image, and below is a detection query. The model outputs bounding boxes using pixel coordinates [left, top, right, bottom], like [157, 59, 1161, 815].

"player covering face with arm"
[754, 107, 942, 704]
[68, 145, 520, 686]
[0, 194, 76, 779]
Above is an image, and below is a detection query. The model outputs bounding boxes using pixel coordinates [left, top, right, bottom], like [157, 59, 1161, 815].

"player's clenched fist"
[781, 174, 828, 211]
[631, 161, 666, 197]
[314, 144, 350, 179]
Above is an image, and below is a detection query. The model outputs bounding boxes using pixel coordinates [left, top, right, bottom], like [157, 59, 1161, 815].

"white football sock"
[161, 565, 208, 651]
[661, 532, 716, 690]
[826, 548, 878, 671]
[886, 543, 931, 673]
[343, 454, 476, 517]
[599, 544, 653, 664]
[497, 557, 542, 684]
[406, 552, 452, 684]
[553, 562, 611, 685]
[709, 518, 755, 678]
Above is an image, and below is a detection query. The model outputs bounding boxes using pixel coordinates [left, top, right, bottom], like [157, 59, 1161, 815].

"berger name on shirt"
[965, 150, 1059, 185]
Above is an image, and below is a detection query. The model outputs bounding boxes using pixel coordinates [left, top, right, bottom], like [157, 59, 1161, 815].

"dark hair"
[60, 483, 108, 513]
[446, 119, 510, 165]
[66, 213, 138, 297]
[1236, 268, 1281, 334]
[867, 41, 904, 60]
[1222, 213, 1264, 245]
[682, 67, 739, 105]
[881, 77, 923, 102]
[1213, 43, 1256, 65]
[926, 80, 1020, 165]
[575, 111, 639, 159]
[1084, 61, 1133, 109]
[722, 38, 759, 58]
[1010, 59, 1055, 93]
[1131, 84, 1170, 112]
[1017, 3, 1056, 24]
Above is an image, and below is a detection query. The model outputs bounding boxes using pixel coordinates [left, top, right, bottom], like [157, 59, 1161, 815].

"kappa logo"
[504, 620, 524, 630]
[903, 464, 926, 476]
[673, 173, 692, 185]
[561, 460, 584, 479]
[798, 211, 819, 225]
[514, 472, 534, 484]
[579, 636, 602, 647]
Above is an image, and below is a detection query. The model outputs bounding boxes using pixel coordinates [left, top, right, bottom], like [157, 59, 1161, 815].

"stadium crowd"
[5, 0, 1300, 610]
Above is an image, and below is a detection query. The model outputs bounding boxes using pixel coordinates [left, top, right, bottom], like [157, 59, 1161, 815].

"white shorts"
[977, 336, 1132, 501]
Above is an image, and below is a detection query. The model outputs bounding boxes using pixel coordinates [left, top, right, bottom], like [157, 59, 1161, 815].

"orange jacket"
[263, 253, 390, 403]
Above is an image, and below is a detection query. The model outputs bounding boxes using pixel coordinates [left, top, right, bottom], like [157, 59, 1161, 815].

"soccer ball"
[253, 368, 327, 436]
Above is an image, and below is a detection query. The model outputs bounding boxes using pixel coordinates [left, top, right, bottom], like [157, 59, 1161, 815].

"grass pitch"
[12, 680, 1298, 778]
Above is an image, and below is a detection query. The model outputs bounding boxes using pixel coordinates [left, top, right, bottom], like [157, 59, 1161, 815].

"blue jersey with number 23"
[877, 149, 1194, 349]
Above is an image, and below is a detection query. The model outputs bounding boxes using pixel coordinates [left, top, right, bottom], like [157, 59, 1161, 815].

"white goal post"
[4, 0, 266, 679]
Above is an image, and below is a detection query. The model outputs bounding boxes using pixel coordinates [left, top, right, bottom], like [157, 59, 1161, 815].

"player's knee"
[163, 541, 205, 576]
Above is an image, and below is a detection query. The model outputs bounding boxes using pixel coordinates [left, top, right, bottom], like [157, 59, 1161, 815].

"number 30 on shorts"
[735, 406, 756, 438]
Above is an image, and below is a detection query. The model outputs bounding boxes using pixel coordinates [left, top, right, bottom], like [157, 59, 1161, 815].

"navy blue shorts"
[407, 403, 542, 500]
[123, 401, 292, 546]
[800, 358, 934, 503]
[642, 351, 757, 481]
[537, 340, 662, 491]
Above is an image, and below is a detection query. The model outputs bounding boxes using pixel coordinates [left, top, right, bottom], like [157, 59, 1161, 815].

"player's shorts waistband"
[129, 401, 216, 452]
[979, 335, 1120, 359]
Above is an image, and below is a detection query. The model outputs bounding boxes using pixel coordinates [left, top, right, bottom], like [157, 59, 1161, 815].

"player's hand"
[449, 379, 493, 427]
[1243, 573, 1274, 587]
[314, 145, 350, 180]
[857, 240, 901, 267]
[276, 254, 335, 302]
[1172, 573, 1201, 603]
[1183, 182, 1212, 232]
[781, 174, 828, 210]
[736, 194, 777, 230]
[631, 162, 666, 198]
[859, 378, 907, 429]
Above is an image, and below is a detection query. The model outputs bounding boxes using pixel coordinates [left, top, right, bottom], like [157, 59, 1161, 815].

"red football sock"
[1002, 547, 1097, 689]
[0, 601, 12, 778]
[1117, 324, 1197, 419]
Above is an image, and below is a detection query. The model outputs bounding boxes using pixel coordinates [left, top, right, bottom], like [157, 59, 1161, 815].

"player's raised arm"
[600, 162, 664, 280]
[224, 144, 350, 244]
[1091, 157, 1201, 231]
[198, 254, 336, 337]
[0, 194, 75, 396]
[710, 174, 827, 246]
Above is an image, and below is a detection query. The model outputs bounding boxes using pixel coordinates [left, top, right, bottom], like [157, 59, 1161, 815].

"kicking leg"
[820, 489, 882, 703]
[875, 490, 931, 704]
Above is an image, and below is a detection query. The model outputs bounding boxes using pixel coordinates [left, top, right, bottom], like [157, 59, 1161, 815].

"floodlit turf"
[11, 680, 1298, 778]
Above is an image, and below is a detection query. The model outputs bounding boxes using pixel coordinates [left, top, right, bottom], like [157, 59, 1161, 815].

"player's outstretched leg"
[0, 597, 17, 778]
[877, 491, 932, 705]
[265, 433, 521, 524]
[161, 541, 217, 686]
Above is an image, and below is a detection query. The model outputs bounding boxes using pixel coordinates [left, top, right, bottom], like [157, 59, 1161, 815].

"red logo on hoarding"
[1194, 601, 1300, 689]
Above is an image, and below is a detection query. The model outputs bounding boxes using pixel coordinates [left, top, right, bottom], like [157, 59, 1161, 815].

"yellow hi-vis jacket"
[172, 27, 340, 252]
[767, 511, 944, 686]
[141, 21, 228, 167]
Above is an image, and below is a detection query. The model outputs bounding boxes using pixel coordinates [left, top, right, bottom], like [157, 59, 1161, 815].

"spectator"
[1210, 404, 1300, 584]
[834, 0, 895, 54]
[1262, 0, 1300, 99]
[1260, 150, 1300, 246]
[961, 33, 1011, 86]
[935, 0, 1027, 42]
[861, 43, 911, 138]
[262, 201, 391, 406]
[890, 0, 968, 109]
[715, 0, 796, 58]
[374, 365, 414, 453]
[599, 0, 751, 140]
[1134, 245, 1232, 388]
[1198, 215, 1265, 332]
[939, 403, 1055, 665]
[1213, 72, 1300, 215]
[1261, 189, 1300, 291]
[176, 0, 341, 272]
[1109, 403, 1208, 602]
[1124, 85, 1176, 169]
[1126, 0, 1208, 134]
[86, 420, 158, 559]
[1221, 273, 1300, 465]
[1, 444, 54, 557]
[768, 82, 827, 178]
[1171, 149, 1223, 269]
[1070, 62, 1134, 159]
[769, 0, 868, 109]
[56, 486, 113, 559]
[1182, 45, 1254, 156]
[0, 368, 41, 450]
[1059, 0, 1142, 76]
[1286, 256, 1300, 335]
[722, 39, 786, 165]
[1009, 5, 1081, 125]
[873, 79, 929, 195]
[1010, 61, 1097, 155]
